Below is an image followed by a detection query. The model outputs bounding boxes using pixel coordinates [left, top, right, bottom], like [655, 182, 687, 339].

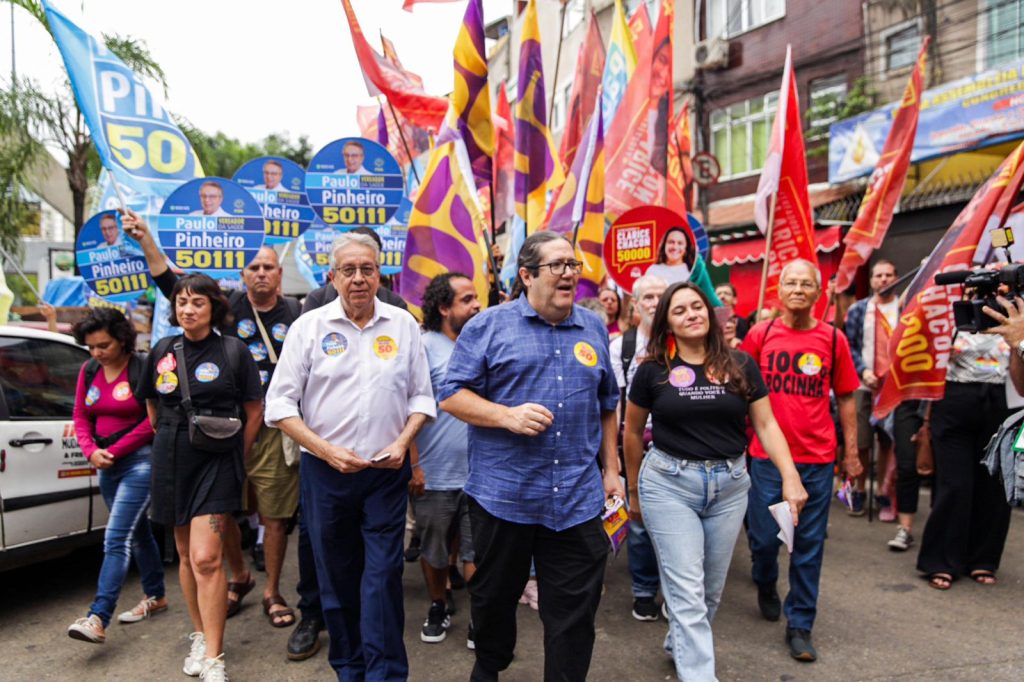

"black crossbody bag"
[173, 339, 242, 453]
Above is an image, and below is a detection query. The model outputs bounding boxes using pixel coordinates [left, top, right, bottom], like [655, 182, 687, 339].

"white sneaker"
[200, 654, 227, 682]
[183, 632, 206, 677]
[67, 614, 106, 644]
[118, 596, 168, 623]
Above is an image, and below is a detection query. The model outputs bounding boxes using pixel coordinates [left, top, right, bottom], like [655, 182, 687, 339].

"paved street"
[2, 495, 1022, 681]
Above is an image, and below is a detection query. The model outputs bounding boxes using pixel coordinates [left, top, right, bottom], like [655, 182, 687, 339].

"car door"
[0, 333, 92, 550]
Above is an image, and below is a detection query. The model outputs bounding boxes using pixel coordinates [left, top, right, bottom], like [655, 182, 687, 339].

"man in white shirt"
[252, 159, 288, 191]
[189, 181, 232, 217]
[265, 232, 435, 679]
[339, 140, 370, 176]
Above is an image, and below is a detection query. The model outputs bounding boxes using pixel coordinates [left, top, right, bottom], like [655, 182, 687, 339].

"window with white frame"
[562, 0, 586, 38]
[710, 91, 778, 180]
[550, 85, 567, 133]
[707, 0, 786, 39]
[984, 0, 1024, 69]
[808, 74, 848, 132]
[883, 22, 922, 72]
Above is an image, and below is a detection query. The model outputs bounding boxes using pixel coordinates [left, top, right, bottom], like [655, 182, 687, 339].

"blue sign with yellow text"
[233, 156, 316, 244]
[305, 138, 404, 228]
[76, 211, 150, 303]
[297, 220, 345, 286]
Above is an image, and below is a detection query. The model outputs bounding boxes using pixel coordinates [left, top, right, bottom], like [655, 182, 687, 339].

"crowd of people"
[61, 218, 1018, 682]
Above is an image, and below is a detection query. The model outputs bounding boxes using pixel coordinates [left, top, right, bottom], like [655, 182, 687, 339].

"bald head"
[243, 246, 283, 300]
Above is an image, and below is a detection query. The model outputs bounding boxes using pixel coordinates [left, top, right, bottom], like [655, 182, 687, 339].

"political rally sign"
[296, 220, 344, 287]
[232, 156, 316, 244]
[687, 213, 710, 261]
[305, 138, 404, 228]
[603, 206, 697, 292]
[154, 178, 266, 279]
[76, 211, 150, 302]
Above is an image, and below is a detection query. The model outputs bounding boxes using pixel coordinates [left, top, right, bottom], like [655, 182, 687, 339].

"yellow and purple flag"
[601, 0, 638, 133]
[451, 0, 493, 190]
[514, 0, 564, 233]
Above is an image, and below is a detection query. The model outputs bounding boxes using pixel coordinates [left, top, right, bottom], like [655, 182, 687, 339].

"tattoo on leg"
[209, 514, 223, 536]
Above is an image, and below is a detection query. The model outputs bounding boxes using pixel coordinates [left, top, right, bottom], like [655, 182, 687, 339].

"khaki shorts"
[245, 424, 299, 519]
[855, 388, 892, 451]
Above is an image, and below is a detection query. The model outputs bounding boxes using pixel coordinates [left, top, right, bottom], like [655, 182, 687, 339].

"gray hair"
[332, 232, 380, 264]
[632, 274, 668, 299]
[779, 258, 822, 288]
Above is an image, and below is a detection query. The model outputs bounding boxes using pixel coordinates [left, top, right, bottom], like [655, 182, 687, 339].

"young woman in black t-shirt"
[623, 282, 806, 681]
[139, 274, 262, 682]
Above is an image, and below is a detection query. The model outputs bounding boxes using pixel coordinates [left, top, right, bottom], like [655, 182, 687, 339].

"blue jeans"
[627, 518, 660, 599]
[747, 458, 832, 632]
[89, 447, 165, 627]
[639, 447, 750, 681]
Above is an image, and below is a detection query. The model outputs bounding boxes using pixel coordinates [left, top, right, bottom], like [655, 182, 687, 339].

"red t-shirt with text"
[740, 319, 859, 464]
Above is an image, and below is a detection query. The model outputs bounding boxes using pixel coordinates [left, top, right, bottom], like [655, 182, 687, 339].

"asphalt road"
[2, 495, 1022, 681]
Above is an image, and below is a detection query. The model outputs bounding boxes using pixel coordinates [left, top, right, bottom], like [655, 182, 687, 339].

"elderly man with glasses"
[440, 231, 623, 682]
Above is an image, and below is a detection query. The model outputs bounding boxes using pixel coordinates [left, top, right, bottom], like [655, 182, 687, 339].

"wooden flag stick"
[755, 192, 778, 317]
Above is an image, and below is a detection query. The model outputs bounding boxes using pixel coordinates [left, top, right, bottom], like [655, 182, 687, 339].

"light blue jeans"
[88, 447, 165, 627]
[639, 447, 749, 682]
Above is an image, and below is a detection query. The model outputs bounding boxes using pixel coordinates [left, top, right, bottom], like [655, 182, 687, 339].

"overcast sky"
[0, 0, 512, 152]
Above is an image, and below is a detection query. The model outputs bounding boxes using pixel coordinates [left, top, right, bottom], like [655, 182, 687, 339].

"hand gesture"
[90, 449, 114, 470]
[322, 444, 369, 474]
[502, 403, 554, 436]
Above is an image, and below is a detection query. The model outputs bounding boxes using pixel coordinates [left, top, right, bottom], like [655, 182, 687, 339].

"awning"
[710, 225, 843, 267]
[707, 184, 862, 230]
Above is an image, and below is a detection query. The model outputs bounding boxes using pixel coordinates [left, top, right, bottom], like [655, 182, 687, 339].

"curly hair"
[167, 273, 233, 331]
[422, 272, 470, 333]
[72, 307, 136, 355]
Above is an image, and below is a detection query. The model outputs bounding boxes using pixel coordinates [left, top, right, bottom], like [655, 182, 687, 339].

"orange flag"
[666, 102, 693, 218]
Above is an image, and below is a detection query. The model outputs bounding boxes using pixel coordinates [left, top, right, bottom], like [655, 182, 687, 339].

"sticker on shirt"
[156, 372, 179, 394]
[797, 353, 823, 376]
[573, 341, 598, 368]
[237, 319, 256, 339]
[259, 370, 270, 386]
[112, 381, 133, 401]
[249, 341, 268, 362]
[156, 353, 176, 375]
[374, 335, 398, 360]
[974, 357, 1002, 373]
[272, 323, 289, 343]
[85, 385, 101, 406]
[669, 366, 697, 388]
[194, 362, 220, 383]
[322, 333, 348, 356]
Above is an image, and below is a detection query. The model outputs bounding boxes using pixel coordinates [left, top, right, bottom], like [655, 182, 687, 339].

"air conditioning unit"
[695, 38, 730, 71]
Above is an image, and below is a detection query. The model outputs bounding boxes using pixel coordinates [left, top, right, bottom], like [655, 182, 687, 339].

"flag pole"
[548, 1, 568, 117]
[755, 192, 778, 316]
[383, 97, 422, 186]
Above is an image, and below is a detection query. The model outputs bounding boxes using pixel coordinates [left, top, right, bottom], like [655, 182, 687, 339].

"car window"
[0, 337, 88, 419]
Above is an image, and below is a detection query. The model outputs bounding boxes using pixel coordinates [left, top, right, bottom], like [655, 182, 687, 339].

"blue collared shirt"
[439, 295, 619, 530]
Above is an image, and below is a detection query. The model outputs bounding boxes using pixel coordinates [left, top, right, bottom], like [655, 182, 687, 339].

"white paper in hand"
[769, 501, 795, 553]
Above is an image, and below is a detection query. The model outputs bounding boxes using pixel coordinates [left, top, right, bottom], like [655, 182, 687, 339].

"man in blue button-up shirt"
[440, 232, 622, 682]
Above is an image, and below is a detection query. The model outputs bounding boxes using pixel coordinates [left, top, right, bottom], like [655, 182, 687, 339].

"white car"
[0, 326, 108, 570]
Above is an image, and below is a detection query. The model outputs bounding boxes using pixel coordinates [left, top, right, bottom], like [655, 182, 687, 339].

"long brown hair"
[644, 281, 751, 397]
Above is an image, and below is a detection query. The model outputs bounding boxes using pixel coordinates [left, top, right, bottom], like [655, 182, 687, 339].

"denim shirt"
[439, 295, 619, 531]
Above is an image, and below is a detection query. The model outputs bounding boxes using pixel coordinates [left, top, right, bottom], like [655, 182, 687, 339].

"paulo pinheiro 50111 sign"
[155, 177, 266, 278]
[304, 137, 404, 228]
[297, 219, 345, 286]
[76, 210, 150, 302]
[232, 156, 316, 244]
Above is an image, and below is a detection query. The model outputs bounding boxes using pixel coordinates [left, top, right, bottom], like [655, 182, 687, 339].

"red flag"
[666, 102, 693, 218]
[380, 33, 426, 91]
[753, 45, 818, 306]
[558, 13, 606, 171]
[339, 0, 447, 132]
[874, 140, 1024, 418]
[604, 1, 674, 218]
[627, 2, 652, 45]
[835, 38, 929, 292]
[492, 83, 515, 230]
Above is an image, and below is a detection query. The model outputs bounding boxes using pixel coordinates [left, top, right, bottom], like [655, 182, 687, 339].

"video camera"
[935, 264, 1024, 332]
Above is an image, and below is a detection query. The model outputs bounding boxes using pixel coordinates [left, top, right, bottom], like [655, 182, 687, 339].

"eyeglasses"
[335, 265, 378, 278]
[780, 280, 818, 291]
[531, 260, 583, 276]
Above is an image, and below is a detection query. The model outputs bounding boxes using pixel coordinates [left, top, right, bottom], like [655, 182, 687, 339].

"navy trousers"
[301, 453, 410, 682]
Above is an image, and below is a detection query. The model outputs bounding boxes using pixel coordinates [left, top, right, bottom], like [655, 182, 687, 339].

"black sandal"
[928, 573, 953, 590]
[226, 573, 255, 618]
[263, 595, 296, 628]
[970, 570, 997, 585]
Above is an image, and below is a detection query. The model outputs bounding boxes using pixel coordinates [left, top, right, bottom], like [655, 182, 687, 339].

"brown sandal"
[226, 573, 255, 618]
[928, 573, 953, 590]
[262, 595, 296, 628]
[970, 570, 997, 585]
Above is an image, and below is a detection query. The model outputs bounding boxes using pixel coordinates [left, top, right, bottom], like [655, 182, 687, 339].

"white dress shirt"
[264, 297, 436, 460]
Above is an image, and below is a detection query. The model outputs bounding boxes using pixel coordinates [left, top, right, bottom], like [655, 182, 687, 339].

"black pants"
[893, 400, 924, 514]
[468, 497, 607, 682]
[296, 502, 323, 622]
[917, 382, 1012, 578]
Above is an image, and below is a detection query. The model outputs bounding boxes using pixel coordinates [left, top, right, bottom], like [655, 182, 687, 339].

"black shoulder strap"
[83, 358, 101, 390]
[621, 327, 638, 378]
[831, 323, 837, 386]
[223, 335, 243, 384]
[283, 295, 301, 320]
[172, 338, 192, 412]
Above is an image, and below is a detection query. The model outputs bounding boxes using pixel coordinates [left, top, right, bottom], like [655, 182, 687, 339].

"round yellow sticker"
[374, 335, 398, 360]
[156, 371, 179, 395]
[574, 341, 598, 367]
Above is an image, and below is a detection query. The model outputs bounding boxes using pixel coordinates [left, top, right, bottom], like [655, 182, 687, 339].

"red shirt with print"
[740, 319, 859, 464]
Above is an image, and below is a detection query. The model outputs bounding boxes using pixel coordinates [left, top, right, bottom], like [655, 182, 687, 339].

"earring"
[666, 335, 677, 360]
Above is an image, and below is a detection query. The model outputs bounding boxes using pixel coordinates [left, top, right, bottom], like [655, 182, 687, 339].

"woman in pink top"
[67, 309, 165, 645]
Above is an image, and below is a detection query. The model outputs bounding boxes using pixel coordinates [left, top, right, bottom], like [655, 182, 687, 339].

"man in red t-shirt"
[739, 259, 861, 663]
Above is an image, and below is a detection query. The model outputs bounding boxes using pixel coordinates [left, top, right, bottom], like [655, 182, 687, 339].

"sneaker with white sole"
[200, 654, 227, 682]
[420, 601, 450, 643]
[466, 621, 475, 650]
[117, 596, 168, 624]
[183, 632, 207, 677]
[67, 614, 106, 644]
[887, 526, 914, 551]
[631, 596, 659, 621]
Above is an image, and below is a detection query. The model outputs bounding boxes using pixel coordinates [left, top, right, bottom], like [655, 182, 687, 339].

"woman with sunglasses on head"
[623, 281, 806, 681]
[138, 273, 263, 682]
[67, 308, 165, 645]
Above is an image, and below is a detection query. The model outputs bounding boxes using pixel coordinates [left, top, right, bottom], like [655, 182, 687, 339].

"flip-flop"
[970, 571, 997, 585]
[226, 574, 256, 618]
[928, 573, 953, 590]
[262, 595, 296, 628]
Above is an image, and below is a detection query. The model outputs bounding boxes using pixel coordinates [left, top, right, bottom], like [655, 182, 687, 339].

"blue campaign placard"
[76, 211, 151, 302]
[154, 178, 266, 279]
[297, 219, 345, 286]
[305, 137, 404, 228]
[232, 156, 317, 244]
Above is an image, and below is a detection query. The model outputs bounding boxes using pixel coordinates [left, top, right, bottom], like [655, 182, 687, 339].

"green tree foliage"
[178, 122, 314, 178]
[805, 77, 878, 157]
[0, 79, 46, 256]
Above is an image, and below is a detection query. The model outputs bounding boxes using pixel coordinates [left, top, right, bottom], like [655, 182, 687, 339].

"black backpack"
[83, 353, 147, 408]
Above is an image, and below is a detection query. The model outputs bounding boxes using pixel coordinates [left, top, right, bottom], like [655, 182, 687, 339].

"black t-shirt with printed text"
[629, 351, 768, 461]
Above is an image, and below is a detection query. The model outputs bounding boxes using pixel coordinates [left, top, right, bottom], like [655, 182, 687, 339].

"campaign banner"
[297, 220, 344, 287]
[232, 156, 316, 244]
[602, 206, 697, 292]
[76, 211, 150, 302]
[154, 178, 266, 279]
[829, 57, 1024, 183]
[305, 137, 404, 228]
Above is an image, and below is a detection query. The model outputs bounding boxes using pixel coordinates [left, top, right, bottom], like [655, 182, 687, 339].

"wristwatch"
[1016, 339, 1024, 360]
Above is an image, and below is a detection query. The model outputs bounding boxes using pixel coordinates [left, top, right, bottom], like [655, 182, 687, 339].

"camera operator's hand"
[982, 295, 1024, 346]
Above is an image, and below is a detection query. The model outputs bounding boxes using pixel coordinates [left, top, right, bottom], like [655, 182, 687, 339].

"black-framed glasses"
[531, 260, 583, 276]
